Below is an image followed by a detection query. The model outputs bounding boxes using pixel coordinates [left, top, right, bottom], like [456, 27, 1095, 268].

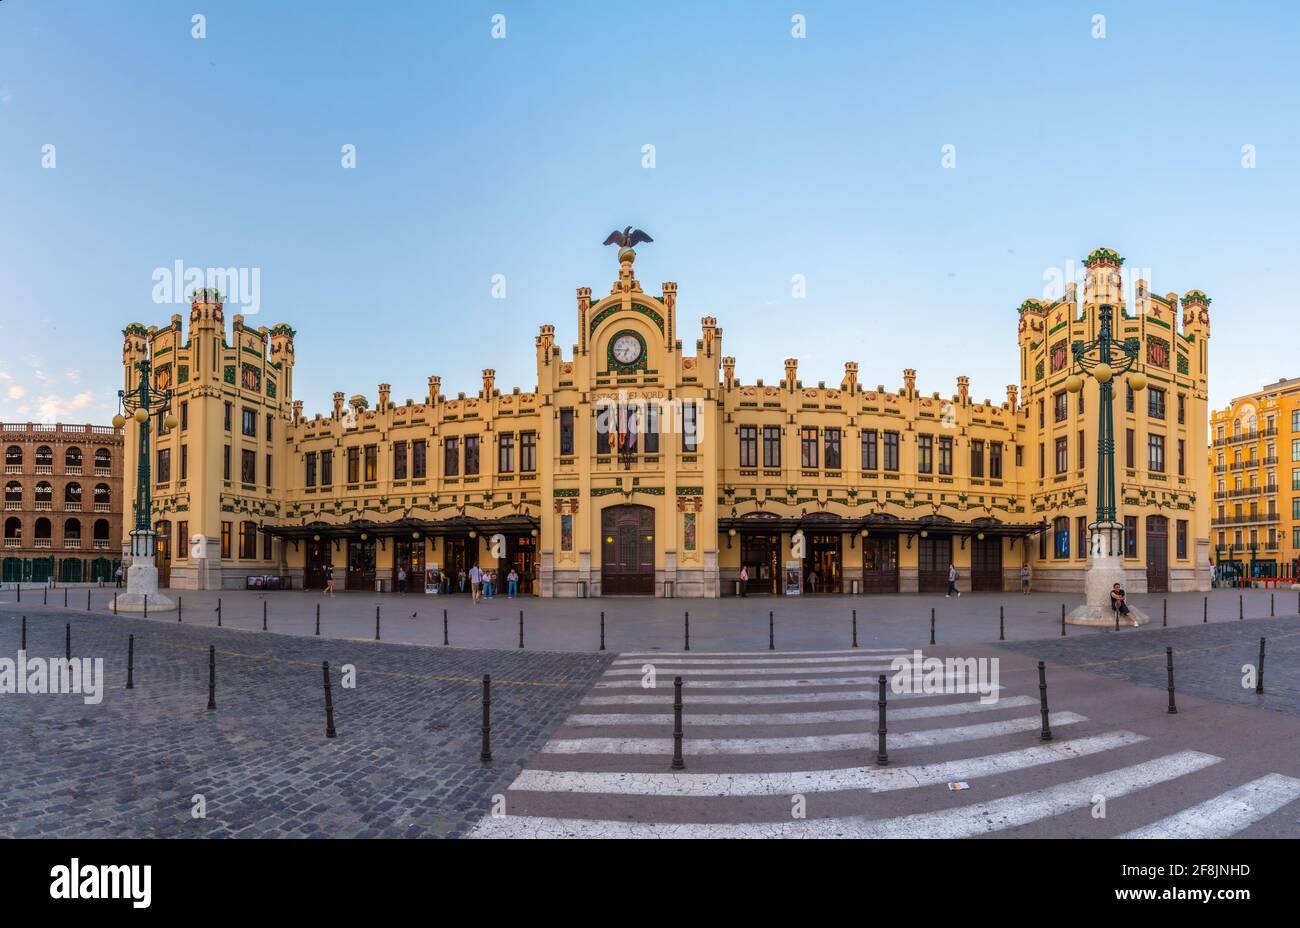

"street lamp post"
[111, 356, 177, 612]
[1063, 303, 1149, 625]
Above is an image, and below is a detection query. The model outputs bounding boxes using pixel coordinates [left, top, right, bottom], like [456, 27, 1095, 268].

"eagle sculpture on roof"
[602, 226, 654, 249]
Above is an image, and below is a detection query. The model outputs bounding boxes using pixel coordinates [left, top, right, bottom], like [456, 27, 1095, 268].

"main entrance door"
[504, 534, 537, 595]
[601, 505, 655, 595]
[393, 540, 425, 593]
[155, 521, 171, 587]
[803, 533, 843, 594]
[918, 535, 953, 592]
[1146, 515, 1169, 593]
[740, 533, 780, 594]
[970, 536, 1003, 591]
[862, 534, 900, 593]
[305, 540, 331, 590]
[346, 538, 376, 591]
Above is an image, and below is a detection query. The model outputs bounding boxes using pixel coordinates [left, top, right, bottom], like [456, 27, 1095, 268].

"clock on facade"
[611, 333, 643, 365]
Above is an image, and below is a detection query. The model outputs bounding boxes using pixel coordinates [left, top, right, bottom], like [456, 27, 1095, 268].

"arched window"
[35, 445, 53, 469]
[93, 519, 111, 545]
[4, 482, 20, 504]
[64, 482, 82, 508]
[34, 518, 51, 540]
[94, 484, 110, 509]
[64, 518, 81, 543]
[65, 447, 83, 472]
[34, 482, 53, 507]
[3, 517, 20, 541]
[4, 446, 21, 469]
[94, 448, 112, 472]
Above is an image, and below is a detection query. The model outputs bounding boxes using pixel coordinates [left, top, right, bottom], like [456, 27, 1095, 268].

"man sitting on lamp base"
[1111, 583, 1138, 628]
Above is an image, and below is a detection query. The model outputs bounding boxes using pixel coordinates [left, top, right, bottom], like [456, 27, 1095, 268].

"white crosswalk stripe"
[602, 663, 902, 677]
[580, 686, 1005, 706]
[594, 673, 982, 690]
[610, 654, 908, 667]
[617, 649, 905, 658]
[468, 752, 1222, 838]
[1118, 774, 1300, 838]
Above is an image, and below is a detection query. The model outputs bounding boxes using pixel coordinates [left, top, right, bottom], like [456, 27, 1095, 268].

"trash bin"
[851, 579, 861, 595]
[375, 578, 389, 593]
[577, 580, 587, 599]
[734, 580, 741, 597]
[664, 580, 674, 599]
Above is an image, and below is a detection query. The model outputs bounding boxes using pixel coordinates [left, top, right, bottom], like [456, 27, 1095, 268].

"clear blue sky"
[2, 0, 1297, 423]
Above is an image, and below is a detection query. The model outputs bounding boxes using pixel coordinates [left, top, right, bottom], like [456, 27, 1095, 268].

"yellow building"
[1209, 377, 1300, 581]
[120, 244, 1211, 596]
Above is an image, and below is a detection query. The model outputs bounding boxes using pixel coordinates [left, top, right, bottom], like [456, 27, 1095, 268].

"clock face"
[611, 334, 642, 365]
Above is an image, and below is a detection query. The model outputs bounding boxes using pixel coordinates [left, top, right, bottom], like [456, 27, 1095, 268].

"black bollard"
[1239, 594, 1243, 621]
[87, 589, 91, 611]
[126, 634, 134, 690]
[930, 607, 935, 646]
[769, 611, 774, 651]
[21, 615, 26, 650]
[1166, 647, 1177, 714]
[62, 587, 68, 606]
[442, 608, 448, 646]
[1038, 661, 1052, 741]
[1061, 603, 1066, 637]
[207, 645, 216, 711]
[876, 674, 889, 766]
[684, 611, 690, 651]
[322, 661, 337, 738]
[1270, 593, 1275, 617]
[599, 611, 605, 651]
[671, 676, 685, 770]
[375, 605, 380, 641]
[999, 605, 1005, 642]
[315, 603, 320, 636]
[217, 598, 222, 628]
[44, 588, 47, 606]
[518, 610, 524, 649]
[852, 609, 858, 649]
[1203, 596, 1207, 624]
[264, 601, 268, 632]
[479, 675, 492, 762]
[113, 592, 117, 615]
[1163, 598, 1167, 628]
[178, 596, 182, 623]
[1256, 638, 1266, 695]
[65, 623, 71, 661]
[15, 584, 18, 603]
[143, 595, 148, 619]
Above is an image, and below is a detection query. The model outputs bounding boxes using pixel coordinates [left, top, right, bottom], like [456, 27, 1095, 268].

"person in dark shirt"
[1111, 583, 1137, 627]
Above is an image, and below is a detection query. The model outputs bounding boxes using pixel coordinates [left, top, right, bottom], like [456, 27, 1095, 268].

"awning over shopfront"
[717, 511, 1046, 541]
[262, 514, 540, 544]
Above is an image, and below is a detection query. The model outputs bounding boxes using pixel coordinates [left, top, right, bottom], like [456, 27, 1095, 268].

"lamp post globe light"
[1065, 303, 1149, 626]
[113, 355, 176, 612]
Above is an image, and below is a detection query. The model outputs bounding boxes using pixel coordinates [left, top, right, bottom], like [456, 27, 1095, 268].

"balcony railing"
[94, 503, 111, 512]
[3, 501, 20, 511]
[64, 538, 81, 549]
[1212, 514, 1281, 526]
[35, 465, 52, 474]
[94, 466, 111, 476]
[63, 502, 82, 511]
[65, 465, 82, 475]
[93, 539, 111, 550]
[33, 539, 51, 548]
[3, 538, 19, 548]
[33, 501, 52, 511]
[4, 465, 20, 474]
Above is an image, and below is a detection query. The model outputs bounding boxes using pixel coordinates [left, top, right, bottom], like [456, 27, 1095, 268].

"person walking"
[324, 563, 335, 597]
[807, 568, 819, 595]
[1019, 563, 1031, 595]
[739, 565, 749, 597]
[397, 566, 407, 594]
[507, 568, 519, 599]
[469, 563, 482, 603]
[458, 569, 467, 594]
[946, 562, 960, 598]
[114, 565, 124, 589]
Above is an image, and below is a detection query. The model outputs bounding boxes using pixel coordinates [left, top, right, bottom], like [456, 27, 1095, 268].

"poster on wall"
[425, 566, 439, 594]
[784, 561, 802, 596]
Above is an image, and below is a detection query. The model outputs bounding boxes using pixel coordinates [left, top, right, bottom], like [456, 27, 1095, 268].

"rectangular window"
[1292, 438, 1300, 462]
[178, 521, 188, 559]
[266, 454, 272, 491]
[863, 429, 879, 471]
[1054, 517, 1070, 559]
[1148, 387, 1166, 420]
[764, 426, 782, 468]
[1053, 391, 1068, 422]
[180, 444, 188, 481]
[1015, 445, 1023, 467]
[520, 431, 536, 472]
[1177, 394, 1186, 425]
[411, 440, 426, 479]
[157, 448, 171, 483]
[989, 441, 1003, 479]
[221, 521, 232, 559]
[1077, 429, 1085, 470]
[1038, 443, 1044, 479]
[241, 448, 256, 484]
[498, 433, 514, 473]
[824, 428, 842, 470]
[1148, 434, 1165, 473]
[1037, 399, 1044, 427]
[969, 439, 984, 477]
[239, 521, 257, 560]
[1124, 515, 1138, 558]
[1055, 436, 1068, 474]
[801, 427, 819, 468]
[1176, 520, 1188, 559]
[393, 441, 407, 480]
[938, 436, 952, 475]
[559, 408, 575, 456]
[364, 444, 377, 482]
[464, 436, 480, 475]
[918, 435, 933, 474]
[263, 531, 273, 562]
[739, 426, 758, 468]
[682, 402, 699, 453]
[320, 450, 333, 486]
[1177, 438, 1185, 476]
[1078, 388, 1084, 415]
[306, 452, 317, 488]
[444, 437, 459, 476]
[1293, 410, 1300, 433]
[223, 445, 231, 481]
[595, 405, 611, 455]
[180, 401, 188, 431]
[347, 447, 360, 484]
[266, 414, 273, 441]
[1126, 384, 1134, 413]
[1076, 516, 1088, 559]
[643, 403, 660, 454]
[224, 402, 232, 431]
[560, 514, 573, 552]
[884, 431, 900, 471]
[1125, 429, 1135, 468]
[242, 407, 256, 437]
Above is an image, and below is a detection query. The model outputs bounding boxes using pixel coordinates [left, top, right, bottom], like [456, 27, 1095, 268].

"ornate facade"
[120, 245, 1211, 595]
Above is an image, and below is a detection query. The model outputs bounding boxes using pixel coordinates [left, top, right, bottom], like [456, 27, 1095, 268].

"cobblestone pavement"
[1001, 615, 1300, 717]
[0, 608, 611, 838]
[3, 584, 1294, 653]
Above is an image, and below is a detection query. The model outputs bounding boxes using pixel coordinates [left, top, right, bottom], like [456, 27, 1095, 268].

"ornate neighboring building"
[3, 422, 124, 583]
[120, 244, 1211, 596]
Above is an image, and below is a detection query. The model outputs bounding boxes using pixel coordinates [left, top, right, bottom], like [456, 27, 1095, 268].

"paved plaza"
[1, 590, 1297, 839]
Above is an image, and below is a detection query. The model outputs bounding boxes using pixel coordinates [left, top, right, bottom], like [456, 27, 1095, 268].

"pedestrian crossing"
[468, 647, 1300, 839]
